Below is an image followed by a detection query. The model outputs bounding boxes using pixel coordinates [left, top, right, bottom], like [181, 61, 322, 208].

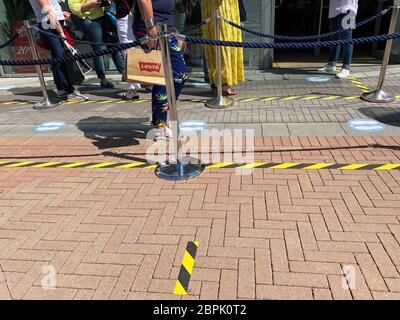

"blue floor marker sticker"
[35, 121, 66, 132]
[0, 85, 16, 90]
[180, 121, 208, 132]
[347, 119, 386, 133]
[306, 76, 331, 83]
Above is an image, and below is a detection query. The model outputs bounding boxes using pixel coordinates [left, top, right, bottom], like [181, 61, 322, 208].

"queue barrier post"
[205, 10, 235, 109]
[154, 23, 205, 181]
[361, 0, 400, 103]
[23, 20, 60, 110]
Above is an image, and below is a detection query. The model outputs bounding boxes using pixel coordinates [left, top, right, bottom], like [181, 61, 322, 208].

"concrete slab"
[288, 123, 347, 136]
[262, 123, 290, 136]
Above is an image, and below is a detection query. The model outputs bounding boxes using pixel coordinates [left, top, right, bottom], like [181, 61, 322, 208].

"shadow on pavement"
[76, 116, 152, 150]
[358, 107, 400, 127]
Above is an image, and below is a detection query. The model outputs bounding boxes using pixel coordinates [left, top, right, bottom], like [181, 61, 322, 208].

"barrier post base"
[361, 90, 396, 103]
[155, 158, 205, 181]
[205, 96, 235, 109]
[33, 97, 61, 110]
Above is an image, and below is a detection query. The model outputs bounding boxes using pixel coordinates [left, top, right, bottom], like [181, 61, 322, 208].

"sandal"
[211, 84, 237, 96]
[222, 85, 237, 96]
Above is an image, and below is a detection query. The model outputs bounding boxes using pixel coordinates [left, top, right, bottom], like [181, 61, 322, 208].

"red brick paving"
[0, 136, 400, 300]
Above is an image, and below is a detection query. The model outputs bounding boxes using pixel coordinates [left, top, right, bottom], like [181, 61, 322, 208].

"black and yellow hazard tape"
[174, 241, 198, 295]
[346, 76, 370, 93]
[236, 94, 364, 102]
[2, 93, 400, 106]
[1, 161, 400, 171]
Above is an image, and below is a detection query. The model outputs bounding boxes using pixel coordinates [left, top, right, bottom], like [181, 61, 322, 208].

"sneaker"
[100, 80, 115, 89]
[319, 64, 337, 73]
[69, 89, 89, 101]
[121, 90, 140, 100]
[336, 68, 350, 79]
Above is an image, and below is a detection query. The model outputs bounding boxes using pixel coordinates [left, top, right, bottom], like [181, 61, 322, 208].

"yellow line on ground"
[260, 97, 279, 101]
[85, 162, 117, 168]
[59, 162, 90, 168]
[237, 163, 267, 169]
[270, 163, 299, 169]
[206, 163, 234, 168]
[99, 100, 115, 104]
[322, 96, 341, 100]
[344, 96, 360, 100]
[302, 96, 319, 100]
[241, 98, 258, 102]
[282, 96, 301, 101]
[31, 162, 61, 168]
[6, 162, 34, 167]
[181, 251, 195, 274]
[339, 164, 368, 170]
[303, 163, 335, 170]
[115, 162, 147, 168]
[373, 164, 400, 171]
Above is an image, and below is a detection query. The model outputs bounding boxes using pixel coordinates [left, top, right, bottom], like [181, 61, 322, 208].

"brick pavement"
[0, 136, 400, 300]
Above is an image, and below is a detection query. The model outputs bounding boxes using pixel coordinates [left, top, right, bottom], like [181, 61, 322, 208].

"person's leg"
[40, 27, 74, 93]
[151, 37, 187, 130]
[81, 19, 107, 81]
[341, 27, 353, 70]
[328, 16, 341, 66]
[111, 50, 126, 75]
[116, 15, 140, 97]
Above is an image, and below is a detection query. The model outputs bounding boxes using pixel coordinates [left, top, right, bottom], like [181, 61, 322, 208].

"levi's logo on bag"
[127, 48, 165, 86]
[139, 62, 162, 73]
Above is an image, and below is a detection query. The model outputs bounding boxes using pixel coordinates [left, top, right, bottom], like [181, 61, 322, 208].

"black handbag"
[64, 42, 92, 86]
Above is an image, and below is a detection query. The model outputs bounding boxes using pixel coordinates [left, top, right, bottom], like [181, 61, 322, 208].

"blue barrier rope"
[1, 30, 400, 66]
[222, 6, 393, 42]
[182, 31, 400, 49]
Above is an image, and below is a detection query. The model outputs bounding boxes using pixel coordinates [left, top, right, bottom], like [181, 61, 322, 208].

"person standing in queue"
[319, 0, 359, 78]
[28, 0, 88, 104]
[134, 0, 187, 140]
[68, 0, 125, 88]
[115, 0, 141, 100]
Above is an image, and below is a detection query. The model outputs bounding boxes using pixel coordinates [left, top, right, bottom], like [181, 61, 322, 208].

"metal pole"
[155, 23, 205, 181]
[205, 10, 235, 109]
[23, 20, 60, 110]
[158, 23, 181, 163]
[361, 0, 400, 103]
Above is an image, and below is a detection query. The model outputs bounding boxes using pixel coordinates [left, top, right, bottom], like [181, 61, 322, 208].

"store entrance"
[273, 0, 392, 67]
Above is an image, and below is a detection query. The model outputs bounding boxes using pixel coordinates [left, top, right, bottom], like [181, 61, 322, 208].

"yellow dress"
[201, 0, 245, 86]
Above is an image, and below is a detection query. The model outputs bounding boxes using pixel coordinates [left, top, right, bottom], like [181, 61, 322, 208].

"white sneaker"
[121, 90, 140, 100]
[69, 89, 89, 101]
[319, 65, 337, 73]
[336, 68, 350, 79]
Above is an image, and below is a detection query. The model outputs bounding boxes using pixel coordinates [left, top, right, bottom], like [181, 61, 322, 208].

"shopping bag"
[64, 42, 92, 85]
[126, 48, 165, 86]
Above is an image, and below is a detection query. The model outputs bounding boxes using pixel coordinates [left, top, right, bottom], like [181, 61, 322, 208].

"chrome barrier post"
[361, 0, 400, 103]
[23, 21, 60, 110]
[205, 10, 235, 109]
[155, 23, 205, 181]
